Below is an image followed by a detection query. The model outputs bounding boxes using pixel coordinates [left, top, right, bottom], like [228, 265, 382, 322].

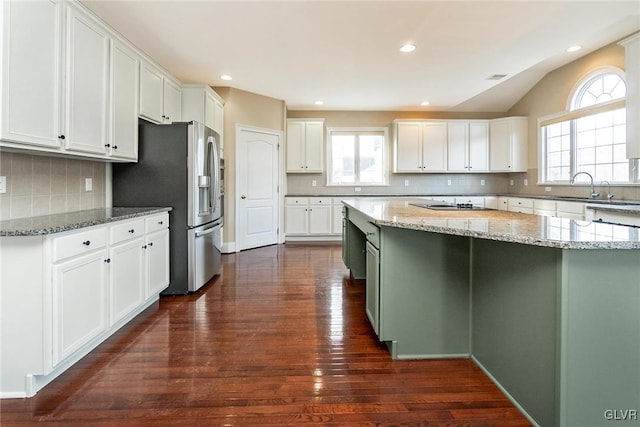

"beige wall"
[507, 41, 640, 200]
[0, 152, 106, 220]
[212, 87, 286, 245]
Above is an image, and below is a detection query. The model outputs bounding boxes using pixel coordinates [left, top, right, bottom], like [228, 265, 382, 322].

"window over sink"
[539, 68, 639, 185]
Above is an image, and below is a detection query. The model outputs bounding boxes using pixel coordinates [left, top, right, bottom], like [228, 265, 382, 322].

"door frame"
[235, 124, 285, 252]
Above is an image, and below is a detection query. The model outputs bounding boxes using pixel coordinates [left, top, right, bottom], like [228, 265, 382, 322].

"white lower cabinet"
[285, 197, 337, 240]
[52, 249, 109, 366]
[0, 211, 170, 398]
[508, 197, 534, 214]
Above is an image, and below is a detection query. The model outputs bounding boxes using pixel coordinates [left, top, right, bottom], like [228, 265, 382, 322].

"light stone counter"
[0, 207, 172, 236]
[343, 197, 640, 249]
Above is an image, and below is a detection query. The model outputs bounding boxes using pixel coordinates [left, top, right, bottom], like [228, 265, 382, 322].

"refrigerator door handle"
[195, 225, 219, 238]
[208, 136, 219, 211]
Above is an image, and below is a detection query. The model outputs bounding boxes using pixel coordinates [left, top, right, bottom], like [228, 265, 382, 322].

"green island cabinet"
[342, 202, 640, 427]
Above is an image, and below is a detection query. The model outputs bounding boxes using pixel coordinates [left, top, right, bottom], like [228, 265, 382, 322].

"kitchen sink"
[409, 202, 491, 211]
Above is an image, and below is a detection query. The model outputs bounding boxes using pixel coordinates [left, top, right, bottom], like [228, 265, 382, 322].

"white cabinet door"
[1, 0, 62, 148]
[162, 78, 181, 124]
[109, 237, 144, 325]
[468, 121, 489, 171]
[286, 121, 305, 172]
[109, 41, 139, 161]
[395, 122, 422, 172]
[52, 250, 108, 366]
[447, 122, 468, 172]
[422, 122, 447, 172]
[139, 62, 163, 123]
[204, 91, 216, 130]
[145, 228, 170, 298]
[304, 121, 324, 172]
[490, 120, 511, 171]
[308, 205, 331, 234]
[64, 6, 109, 155]
[332, 205, 343, 234]
[285, 205, 308, 234]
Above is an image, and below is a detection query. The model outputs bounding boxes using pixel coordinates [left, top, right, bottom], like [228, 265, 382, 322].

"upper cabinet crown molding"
[619, 32, 640, 159]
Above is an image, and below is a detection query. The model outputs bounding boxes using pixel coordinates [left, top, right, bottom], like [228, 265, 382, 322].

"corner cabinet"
[139, 61, 182, 125]
[286, 119, 324, 172]
[489, 117, 528, 172]
[0, 212, 170, 398]
[181, 84, 225, 134]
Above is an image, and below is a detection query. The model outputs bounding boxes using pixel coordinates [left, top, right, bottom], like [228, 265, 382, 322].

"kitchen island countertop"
[0, 207, 173, 237]
[343, 197, 640, 249]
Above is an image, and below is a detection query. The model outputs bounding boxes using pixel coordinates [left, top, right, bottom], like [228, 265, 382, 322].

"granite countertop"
[343, 198, 640, 250]
[585, 203, 640, 215]
[0, 207, 172, 237]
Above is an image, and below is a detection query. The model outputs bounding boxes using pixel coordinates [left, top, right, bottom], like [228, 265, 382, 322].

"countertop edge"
[0, 207, 173, 237]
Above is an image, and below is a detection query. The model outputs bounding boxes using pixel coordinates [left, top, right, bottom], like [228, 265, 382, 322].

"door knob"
[241, 195, 246, 199]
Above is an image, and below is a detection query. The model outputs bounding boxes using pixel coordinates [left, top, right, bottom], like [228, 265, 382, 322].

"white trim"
[566, 66, 625, 111]
[234, 124, 284, 252]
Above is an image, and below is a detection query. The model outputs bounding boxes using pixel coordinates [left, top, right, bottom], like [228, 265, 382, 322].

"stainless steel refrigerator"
[112, 121, 224, 294]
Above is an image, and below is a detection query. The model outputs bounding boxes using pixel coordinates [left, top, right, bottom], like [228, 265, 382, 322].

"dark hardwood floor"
[1, 244, 531, 426]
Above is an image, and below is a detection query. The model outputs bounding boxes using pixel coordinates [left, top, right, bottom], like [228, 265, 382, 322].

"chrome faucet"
[570, 172, 599, 199]
[600, 180, 614, 200]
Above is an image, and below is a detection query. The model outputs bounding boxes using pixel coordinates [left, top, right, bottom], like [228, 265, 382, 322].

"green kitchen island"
[342, 198, 640, 427]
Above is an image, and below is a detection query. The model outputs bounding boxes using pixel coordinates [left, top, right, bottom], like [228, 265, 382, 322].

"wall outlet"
[354, 187, 361, 192]
[524, 179, 528, 186]
[447, 179, 452, 186]
[85, 178, 93, 192]
[480, 179, 485, 186]
[545, 187, 552, 192]
[404, 179, 409, 187]
[510, 179, 514, 186]
[311, 180, 317, 187]
[0, 176, 6, 194]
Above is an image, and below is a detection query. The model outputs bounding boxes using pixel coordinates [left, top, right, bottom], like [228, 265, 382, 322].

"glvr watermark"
[604, 409, 638, 421]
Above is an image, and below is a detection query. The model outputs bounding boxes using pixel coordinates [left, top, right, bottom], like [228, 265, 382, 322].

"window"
[327, 128, 387, 186]
[540, 69, 638, 184]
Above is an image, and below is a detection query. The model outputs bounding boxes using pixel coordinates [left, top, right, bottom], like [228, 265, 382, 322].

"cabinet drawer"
[145, 213, 169, 233]
[509, 198, 534, 209]
[309, 197, 332, 206]
[556, 201, 584, 214]
[52, 228, 107, 262]
[110, 219, 145, 245]
[361, 221, 380, 248]
[534, 199, 556, 211]
[286, 197, 307, 206]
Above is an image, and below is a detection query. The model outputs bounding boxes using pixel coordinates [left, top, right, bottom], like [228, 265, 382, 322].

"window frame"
[538, 68, 639, 186]
[326, 126, 389, 187]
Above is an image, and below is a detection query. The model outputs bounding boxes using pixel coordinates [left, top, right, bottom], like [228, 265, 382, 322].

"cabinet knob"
[58, 135, 65, 140]
[104, 258, 111, 263]
[165, 116, 170, 121]
[105, 143, 111, 148]
[82, 240, 91, 246]
[161, 115, 166, 119]
[142, 245, 148, 249]
[241, 195, 246, 199]
[148, 242, 154, 247]
[113, 145, 118, 149]
[128, 229, 135, 233]
[158, 221, 163, 225]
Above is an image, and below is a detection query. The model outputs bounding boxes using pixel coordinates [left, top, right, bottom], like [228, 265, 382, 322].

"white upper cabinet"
[109, 40, 139, 161]
[182, 84, 225, 134]
[489, 117, 528, 172]
[139, 61, 181, 124]
[394, 121, 447, 172]
[447, 121, 489, 172]
[620, 33, 640, 159]
[468, 121, 489, 171]
[447, 121, 469, 172]
[63, 6, 110, 156]
[286, 119, 324, 173]
[1, 0, 62, 148]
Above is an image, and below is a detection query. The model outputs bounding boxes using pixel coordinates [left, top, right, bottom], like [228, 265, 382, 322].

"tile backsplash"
[0, 152, 106, 220]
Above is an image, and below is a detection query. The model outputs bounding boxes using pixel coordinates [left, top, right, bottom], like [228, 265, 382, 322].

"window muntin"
[327, 128, 386, 186]
[541, 70, 637, 184]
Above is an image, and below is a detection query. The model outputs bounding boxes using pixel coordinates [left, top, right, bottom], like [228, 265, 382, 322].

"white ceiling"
[81, 0, 640, 112]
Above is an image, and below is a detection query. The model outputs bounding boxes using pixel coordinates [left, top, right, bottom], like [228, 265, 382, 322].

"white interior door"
[237, 128, 280, 251]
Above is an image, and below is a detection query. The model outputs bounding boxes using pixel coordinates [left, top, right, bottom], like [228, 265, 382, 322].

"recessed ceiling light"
[315, 101, 324, 106]
[420, 101, 430, 106]
[567, 45, 582, 53]
[400, 43, 416, 53]
[220, 74, 233, 81]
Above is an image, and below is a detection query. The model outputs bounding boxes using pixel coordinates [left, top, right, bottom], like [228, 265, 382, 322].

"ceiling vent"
[487, 74, 508, 80]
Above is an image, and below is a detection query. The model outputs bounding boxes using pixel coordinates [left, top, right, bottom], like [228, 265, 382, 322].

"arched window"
[540, 69, 634, 184]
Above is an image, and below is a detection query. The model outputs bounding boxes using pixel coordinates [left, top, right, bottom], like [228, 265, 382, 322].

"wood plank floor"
[1, 244, 531, 426]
